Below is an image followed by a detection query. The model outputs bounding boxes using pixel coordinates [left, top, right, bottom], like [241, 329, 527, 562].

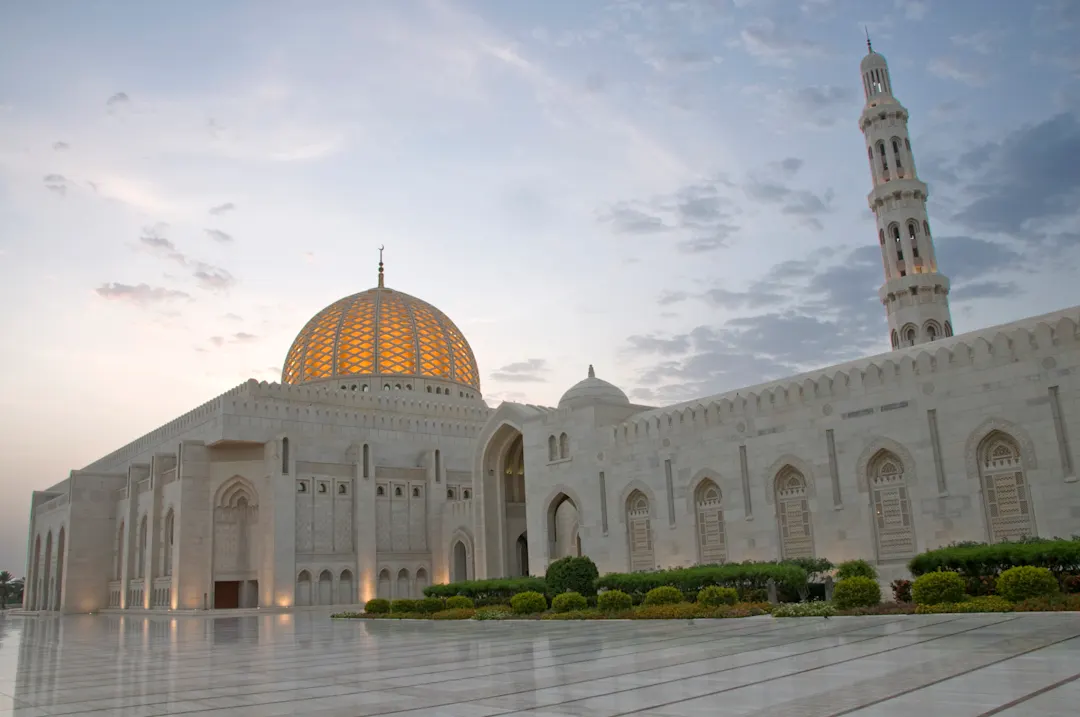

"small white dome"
[558, 365, 630, 410]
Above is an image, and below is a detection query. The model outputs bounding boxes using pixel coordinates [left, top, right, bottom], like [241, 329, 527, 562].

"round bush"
[597, 590, 633, 612]
[364, 598, 390, 614]
[416, 597, 445, 614]
[912, 571, 966, 605]
[510, 591, 548, 614]
[833, 577, 882, 610]
[546, 556, 600, 597]
[996, 566, 1059, 602]
[697, 586, 738, 607]
[445, 595, 475, 610]
[644, 586, 683, 606]
[390, 599, 418, 613]
[836, 559, 878, 580]
[551, 591, 588, 613]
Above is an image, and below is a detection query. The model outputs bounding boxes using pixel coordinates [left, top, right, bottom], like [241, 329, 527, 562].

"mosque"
[23, 46, 1080, 613]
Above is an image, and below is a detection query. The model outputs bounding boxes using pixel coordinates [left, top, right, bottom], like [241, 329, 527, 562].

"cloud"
[743, 177, 834, 230]
[138, 225, 175, 251]
[209, 202, 236, 215]
[43, 173, 68, 195]
[778, 157, 803, 175]
[223, 312, 244, 321]
[106, 92, 130, 108]
[135, 225, 237, 291]
[192, 262, 236, 292]
[205, 229, 233, 243]
[950, 30, 1003, 55]
[95, 282, 192, 306]
[628, 245, 888, 400]
[950, 113, 1080, 237]
[490, 358, 549, 383]
[928, 58, 988, 86]
[896, 0, 929, 21]
[599, 176, 740, 253]
[950, 280, 1023, 302]
[933, 236, 1022, 281]
[739, 17, 823, 67]
[52, 141, 69, 151]
[232, 331, 258, 342]
[747, 84, 855, 129]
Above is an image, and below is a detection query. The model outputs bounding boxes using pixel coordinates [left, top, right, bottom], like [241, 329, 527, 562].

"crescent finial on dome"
[378, 245, 385, 288]
[588, 364, 595, 378]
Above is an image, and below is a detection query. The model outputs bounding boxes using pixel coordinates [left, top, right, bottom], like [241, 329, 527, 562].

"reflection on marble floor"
[0, 612, 1077, 716]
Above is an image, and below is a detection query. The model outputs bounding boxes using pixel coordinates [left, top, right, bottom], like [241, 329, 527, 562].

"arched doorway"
[452, 541, 469, 582]
[546, 493, 581, 564]
[339, 570, 355, 604]
[516, 532, 529, 576]
[476, 418, 532, 579]
[295, 570, 312, 607]
[396, 568, 411, 598]
[376, 569, 391, 600]
[213, 476, 260, 609]
[318, 570, 333, 605]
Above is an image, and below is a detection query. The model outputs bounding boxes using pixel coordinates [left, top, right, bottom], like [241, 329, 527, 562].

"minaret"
[860, 37, 953, 349]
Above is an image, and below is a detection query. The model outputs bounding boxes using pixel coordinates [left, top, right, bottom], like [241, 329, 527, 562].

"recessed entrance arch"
[475, 418, 530, 577]
[546, 492, 581, 564]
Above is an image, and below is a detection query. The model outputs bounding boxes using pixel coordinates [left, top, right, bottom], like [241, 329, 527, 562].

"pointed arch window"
[978, 432, 1036, 542]
[548, 435, 558, 462]
[868, 450, 915, 559]
[774, 467, 814, 559]
[559, 432, 569, 460]
[694, 480, 726, 564]
[908, 221, 920, 259]
[877, 141, 888, 173]
[625, 490, 654, 572]
[891, 330, 899, 349]
[903, 324, 917, 346]
[944, 321, 953, 337]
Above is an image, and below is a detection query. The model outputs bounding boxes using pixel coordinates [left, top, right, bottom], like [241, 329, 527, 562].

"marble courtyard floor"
[0, 612, 1078, 716]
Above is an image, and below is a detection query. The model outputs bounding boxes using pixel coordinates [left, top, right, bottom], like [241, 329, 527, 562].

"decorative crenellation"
[608, 310, 1079, 448]
[82, 377, 493, 475]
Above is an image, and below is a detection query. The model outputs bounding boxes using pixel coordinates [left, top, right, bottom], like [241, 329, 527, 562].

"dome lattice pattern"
[282, 288, 479, 390]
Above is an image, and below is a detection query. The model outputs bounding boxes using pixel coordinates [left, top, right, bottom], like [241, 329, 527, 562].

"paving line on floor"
[34, 617, 919, 717]
[492, 616, 1024, 717]
[358, 616, 967, 717]
[29, 617, 833, 715]
[975, 670, 1080, 717]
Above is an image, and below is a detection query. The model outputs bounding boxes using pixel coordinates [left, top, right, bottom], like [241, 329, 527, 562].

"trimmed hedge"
[996, 566, 1059, 602]
[915, 595, 1014, 614]
[697, 586, 738, 607]
[546, 556, 599, 597]
[597, 590, 633, 612]
[390, 599, 418, 614]
[836, 559, 877, 580]
[912, 571, 965, 605]
[833, 577, 881, 609]
[595, 562, 807, 602]
[551, 591, 588, 613]
[908, 539, 1080, 581]
[644, 586, 683, 606]
[424, 577, 547, 605]
[364, 598, 390, 614]
[510, 591, 548, 614]
[445, 595, 475, 610]
[415, 597, 445, 614]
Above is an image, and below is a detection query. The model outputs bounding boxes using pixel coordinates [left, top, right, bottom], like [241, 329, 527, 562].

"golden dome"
[281, 284, 480, 391]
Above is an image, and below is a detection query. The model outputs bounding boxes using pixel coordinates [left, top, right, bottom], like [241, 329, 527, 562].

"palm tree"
[10, 578, 24, 607]
[0, 571, 13, 609]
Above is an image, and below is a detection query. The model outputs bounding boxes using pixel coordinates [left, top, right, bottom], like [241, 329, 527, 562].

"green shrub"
[510, 591, 547, 614]
[415, 597, 445, 614]
[424, 577, 547, 604]
[916, 596, 1014, 614]
[432, 608, 475, 620]
[832, 577, 882, 609]
[551, 591, 588, 613]
[546, 556, 600, 597]
[912, 571, 965, 605]
[1013, 593, 1080, 612]
[697, 586, 738, 607]
[908, 539, 1080, 583]
[596, 562, 807, 602]
[472, 607, 512, 620]
[836, 559, 878, 580]
[839, 602, 917, 616]
[597, 590, 633, 612]
[772, 601, 837, 617]
[331, 611, 363, 619]
[445, 595, 475, 610]
[390, 599, 418, 614]
[632, 602, 699, 619]
[644, 586, 684, 606]
[364, 598, 391, 614]
[541, 609, 605, 620]
[995, 565, 1059, 602]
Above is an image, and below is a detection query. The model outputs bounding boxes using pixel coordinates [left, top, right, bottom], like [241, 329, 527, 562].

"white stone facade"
[22, 45, 1080, 612]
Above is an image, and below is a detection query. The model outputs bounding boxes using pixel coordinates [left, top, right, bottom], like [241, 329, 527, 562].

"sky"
[1, 0, 1078, 573]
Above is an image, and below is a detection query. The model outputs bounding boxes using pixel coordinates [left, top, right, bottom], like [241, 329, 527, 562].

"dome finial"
[378, 245, 385, 288]
[587, 364, 595, 378]
[865, 25, 872, 53]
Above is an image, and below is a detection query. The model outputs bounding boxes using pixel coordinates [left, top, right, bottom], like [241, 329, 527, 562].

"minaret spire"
[377, 245, 385, 288]
[859, 44, 953, 349]
[865, 26, 872, 53]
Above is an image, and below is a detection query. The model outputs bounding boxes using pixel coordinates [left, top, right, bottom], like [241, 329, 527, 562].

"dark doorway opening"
[214, 581, 240, 609]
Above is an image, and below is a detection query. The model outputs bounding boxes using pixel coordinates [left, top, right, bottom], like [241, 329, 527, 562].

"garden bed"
[332, 602, 774, 621]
